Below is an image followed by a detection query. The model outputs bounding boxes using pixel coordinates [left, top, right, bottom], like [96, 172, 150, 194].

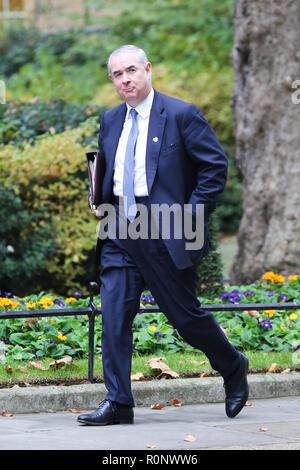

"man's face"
[109, 51, 152, 107]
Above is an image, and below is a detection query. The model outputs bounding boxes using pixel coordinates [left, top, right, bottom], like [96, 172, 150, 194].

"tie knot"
[130, 108, 138, 120]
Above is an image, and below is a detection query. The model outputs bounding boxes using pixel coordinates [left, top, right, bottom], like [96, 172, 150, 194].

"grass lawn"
[0, 350, 297, 388]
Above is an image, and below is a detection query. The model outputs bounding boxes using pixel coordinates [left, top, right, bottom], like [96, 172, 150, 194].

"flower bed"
[0, 273, 299, 361]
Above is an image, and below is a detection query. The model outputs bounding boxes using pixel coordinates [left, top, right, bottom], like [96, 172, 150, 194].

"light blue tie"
[123, 108, 139, 222]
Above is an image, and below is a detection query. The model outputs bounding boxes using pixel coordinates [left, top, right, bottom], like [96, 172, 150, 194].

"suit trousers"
[99, 197, 240, 407]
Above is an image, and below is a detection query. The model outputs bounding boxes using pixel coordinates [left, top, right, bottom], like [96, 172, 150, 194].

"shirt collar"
[126, 88, 154, 120]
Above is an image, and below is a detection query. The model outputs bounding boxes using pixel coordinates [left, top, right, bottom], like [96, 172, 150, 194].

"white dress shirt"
[113, 88, 154, 197]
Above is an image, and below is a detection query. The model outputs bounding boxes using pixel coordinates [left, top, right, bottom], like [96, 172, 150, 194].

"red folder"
[86, 151, 105, 207]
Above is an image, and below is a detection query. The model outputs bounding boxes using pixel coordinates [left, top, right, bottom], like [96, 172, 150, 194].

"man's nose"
[122, 72, 130, 83]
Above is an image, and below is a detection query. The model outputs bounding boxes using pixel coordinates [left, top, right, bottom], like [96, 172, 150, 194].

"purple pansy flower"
[258, 319, 272, 329]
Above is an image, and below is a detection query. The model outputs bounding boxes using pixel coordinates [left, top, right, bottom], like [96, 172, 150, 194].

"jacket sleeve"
[98, 112, 105, 154]
[182, 106, 228, 219]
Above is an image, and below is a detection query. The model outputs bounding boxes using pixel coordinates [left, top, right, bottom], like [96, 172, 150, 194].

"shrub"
[197, 216, 225, 298]
[0, 99, 105, 147]
[0, 120, 99, 296]
[0, 184, 59, 296]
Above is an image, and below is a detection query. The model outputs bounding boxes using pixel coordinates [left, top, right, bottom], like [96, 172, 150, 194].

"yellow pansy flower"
[39, 297, 54, 307]
[0, 298, 20, 309]
[264, 310, 275, 317]
[262, 272, 285, 283]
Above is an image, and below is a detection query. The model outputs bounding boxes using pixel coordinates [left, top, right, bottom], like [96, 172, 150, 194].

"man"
[78, 45, 249, 426]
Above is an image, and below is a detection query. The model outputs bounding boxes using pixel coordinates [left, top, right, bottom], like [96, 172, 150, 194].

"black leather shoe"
[224, 352, 249, 418]
[77, 399, 134, 426]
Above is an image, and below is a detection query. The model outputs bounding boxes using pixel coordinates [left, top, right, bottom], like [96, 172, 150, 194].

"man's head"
[107, 45, 152, 107]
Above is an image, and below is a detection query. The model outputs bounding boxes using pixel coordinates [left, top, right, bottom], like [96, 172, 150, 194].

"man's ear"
[145, 62, 152, 81]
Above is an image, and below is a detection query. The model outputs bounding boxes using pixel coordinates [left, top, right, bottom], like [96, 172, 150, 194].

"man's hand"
[90, 205, 102, 217]
[88, 187, 101, 217]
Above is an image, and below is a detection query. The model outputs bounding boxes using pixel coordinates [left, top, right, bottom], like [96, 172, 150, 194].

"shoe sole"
[77, 418, 134, 426]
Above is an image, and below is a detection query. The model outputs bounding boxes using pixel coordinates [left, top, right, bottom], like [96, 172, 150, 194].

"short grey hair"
[107, 45, 149, 75]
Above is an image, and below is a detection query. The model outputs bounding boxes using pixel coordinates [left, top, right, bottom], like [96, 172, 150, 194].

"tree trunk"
[230, 0, 300, 284]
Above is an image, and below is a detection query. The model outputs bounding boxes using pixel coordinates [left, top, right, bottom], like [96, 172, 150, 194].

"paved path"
[1, 397, 300, 451]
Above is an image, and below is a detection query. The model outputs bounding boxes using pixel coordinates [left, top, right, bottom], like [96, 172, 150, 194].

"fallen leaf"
[146, 444, 156, 449]
[151, 403, 165, 410]
[200, 372, 211, 377]
[49, 356, 72, 369]
[267, 363, 280, 373]
[244, 310, 260, 318]
[148, 357, 179, 379]
[16, 365, 28, 372]
[260, 427, 268, 432]
[131, 372, 145, 381]
[189, 358, 208, 365]
[70, 409, 83, 413]
[5, 365, 13, 374]
[281, 368, 291, 374]
[184, 434, 196, 442]
[172, 399, 183, 407]
[1, 411, 13, 417]
[29, 360, 47, 370]
[23, 318, 35, 329]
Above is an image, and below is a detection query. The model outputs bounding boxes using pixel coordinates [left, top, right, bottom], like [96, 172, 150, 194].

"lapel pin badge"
[153, 137, 158, 143]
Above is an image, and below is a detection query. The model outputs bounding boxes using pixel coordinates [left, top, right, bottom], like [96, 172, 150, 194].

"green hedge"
[0, 183, 59, 296]
[0, 99, 105, 147]
[0, 119, 99, 297]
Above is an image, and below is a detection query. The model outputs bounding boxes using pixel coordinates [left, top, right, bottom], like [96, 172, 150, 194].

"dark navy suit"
[96, 90, 240, 406]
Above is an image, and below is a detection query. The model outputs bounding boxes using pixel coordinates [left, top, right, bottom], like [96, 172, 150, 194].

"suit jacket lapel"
[103, 103, 127, 200]
[146, 91, 166, 195]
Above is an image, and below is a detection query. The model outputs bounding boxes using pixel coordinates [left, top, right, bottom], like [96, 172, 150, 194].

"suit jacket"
[96, 89, 228, 269]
